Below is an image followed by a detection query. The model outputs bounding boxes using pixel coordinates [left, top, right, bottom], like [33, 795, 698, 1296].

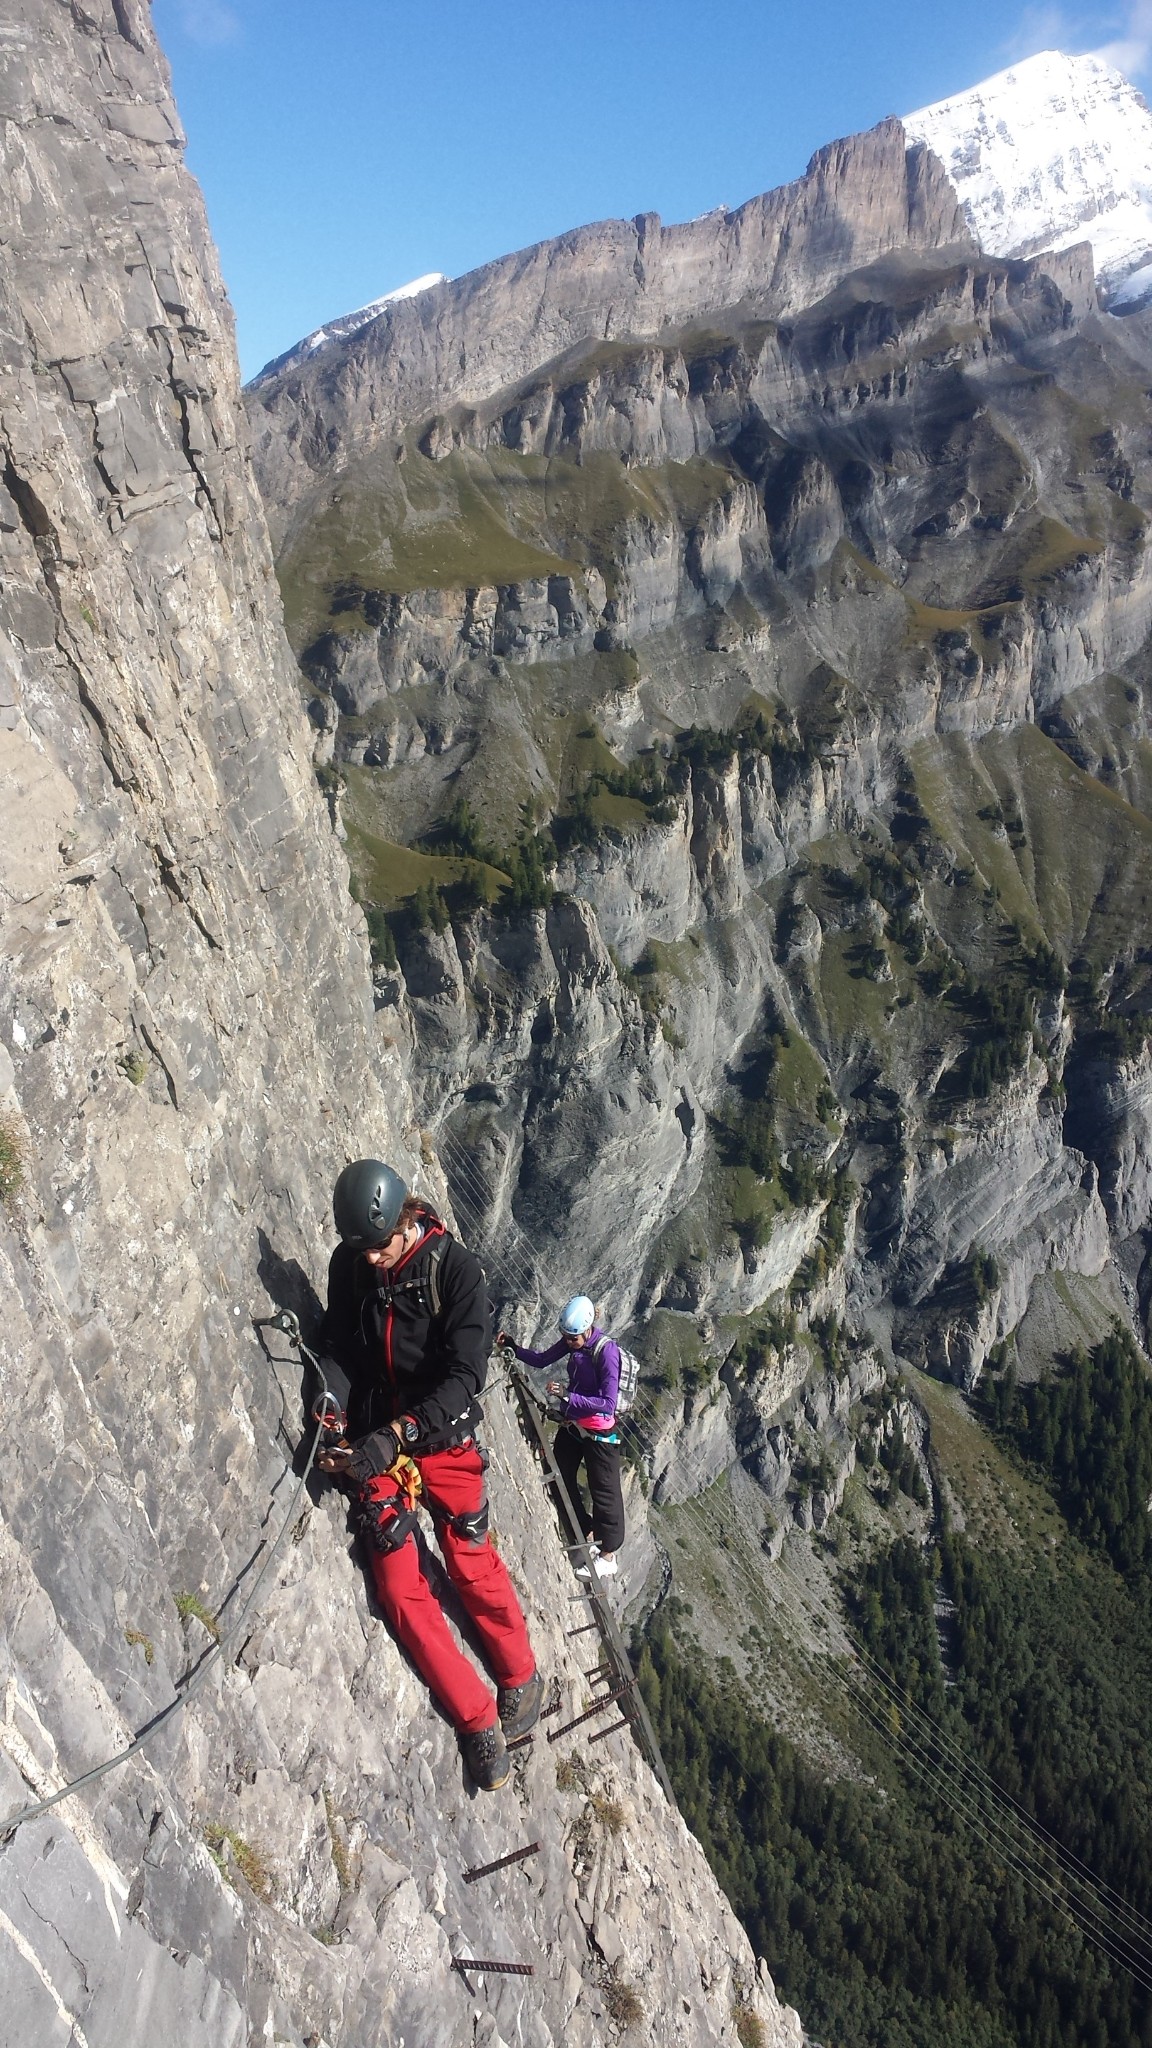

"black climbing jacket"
[319, 1209, 489, 1449]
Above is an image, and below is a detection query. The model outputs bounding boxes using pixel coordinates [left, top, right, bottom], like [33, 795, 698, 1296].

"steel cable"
[637, 1473, 1152, 1992]
[0, 1325, 329, 1842]
[774, 1546, 1152, 1956]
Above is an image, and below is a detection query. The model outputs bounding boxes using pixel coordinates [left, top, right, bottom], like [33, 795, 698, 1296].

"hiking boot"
[498, 1669, 544, 1742]
[577, 1552, 619, 1579]
[459, 1721, 511, 1792]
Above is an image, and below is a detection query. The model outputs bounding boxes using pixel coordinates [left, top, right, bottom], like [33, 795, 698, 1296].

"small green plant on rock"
[203, 1822, 272, 1901]
[119, 1049, 149, 1086]
[733, 2004, 767, 2048]
[323, 1786, 355, 1894]
[124, 1626, 154, 1666]
[589, 1792, 627, 1835]
[174, 1590, 220, 1641]
[0, 1115, 25, 1206]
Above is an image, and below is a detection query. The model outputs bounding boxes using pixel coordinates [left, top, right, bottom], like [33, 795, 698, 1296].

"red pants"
[361, 1442, 535, 1735]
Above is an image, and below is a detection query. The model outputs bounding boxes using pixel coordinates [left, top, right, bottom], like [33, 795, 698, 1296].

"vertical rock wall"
[0, 0, 407, 1619]
[0, 7, 802, 2046]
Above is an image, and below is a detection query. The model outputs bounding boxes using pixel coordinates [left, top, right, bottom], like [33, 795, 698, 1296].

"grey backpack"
[593, 1334, 640, 1418]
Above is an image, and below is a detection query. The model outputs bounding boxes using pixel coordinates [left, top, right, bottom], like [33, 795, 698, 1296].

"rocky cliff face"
[246, 70, 1152, 1629]
[0, 7, 801, 2047]
[247, 119, 972, 543]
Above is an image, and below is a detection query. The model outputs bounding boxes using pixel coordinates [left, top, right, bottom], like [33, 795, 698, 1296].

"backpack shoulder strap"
[425, 1241, 443, 1318]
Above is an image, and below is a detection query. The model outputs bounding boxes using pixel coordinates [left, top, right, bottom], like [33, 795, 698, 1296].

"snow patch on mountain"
[302, 272, 447, 354]
[254, 272, 448, 378]
[905, 50, 1152, 305]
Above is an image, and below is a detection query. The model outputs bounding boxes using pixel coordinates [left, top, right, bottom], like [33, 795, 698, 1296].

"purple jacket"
[509, 1327, 620, 1431]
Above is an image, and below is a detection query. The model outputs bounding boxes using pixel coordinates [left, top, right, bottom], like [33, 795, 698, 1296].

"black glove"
[346, 1426, 401, 1485]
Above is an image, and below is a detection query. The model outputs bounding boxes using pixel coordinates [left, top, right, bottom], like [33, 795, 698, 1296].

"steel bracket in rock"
[462, 1841, 542, 1884]
[590, 1718, 630, 1744]
[452, 1956, 536, 1978]
[547, 1684, 635, 1744]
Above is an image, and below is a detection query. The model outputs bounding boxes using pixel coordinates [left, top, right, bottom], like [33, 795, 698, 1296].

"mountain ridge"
[247, 117, 971, 542]
[254, 45, 1152, 424]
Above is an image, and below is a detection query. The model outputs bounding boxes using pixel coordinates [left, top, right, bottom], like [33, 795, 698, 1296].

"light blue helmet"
[559, 1295, 595, 1336]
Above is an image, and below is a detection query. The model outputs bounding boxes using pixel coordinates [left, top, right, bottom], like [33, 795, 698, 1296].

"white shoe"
[594, 1554, 618, 1578]
[574, 1543, 601, 1579]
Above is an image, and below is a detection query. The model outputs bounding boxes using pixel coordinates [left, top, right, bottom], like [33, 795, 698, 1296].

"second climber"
[498, 1294, 626, 1578]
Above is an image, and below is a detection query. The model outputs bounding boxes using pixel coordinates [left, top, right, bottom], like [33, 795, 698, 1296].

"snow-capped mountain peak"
[905, 49, 1152, 306]
[300, 272, 447, 357]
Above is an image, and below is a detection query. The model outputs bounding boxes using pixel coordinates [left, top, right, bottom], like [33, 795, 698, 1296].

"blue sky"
[152, 0, 1145, 380]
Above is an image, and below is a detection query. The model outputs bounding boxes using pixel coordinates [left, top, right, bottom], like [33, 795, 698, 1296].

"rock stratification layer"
[0, 6, 800, 2047]
[248, 118, 972, 540]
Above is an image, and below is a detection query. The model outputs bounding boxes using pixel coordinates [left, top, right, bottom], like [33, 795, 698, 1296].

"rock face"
[0, 7, 802, 2048]
[247, 119, 972, 540]
[280, 240, 1111, 730]
[245, 32, 1152, 1518]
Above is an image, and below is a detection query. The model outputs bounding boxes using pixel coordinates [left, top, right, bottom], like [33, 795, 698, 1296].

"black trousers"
[553, 1426, 626, 1553]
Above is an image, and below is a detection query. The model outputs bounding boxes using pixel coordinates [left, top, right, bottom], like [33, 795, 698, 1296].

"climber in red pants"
[314, 1159, 541, 1790]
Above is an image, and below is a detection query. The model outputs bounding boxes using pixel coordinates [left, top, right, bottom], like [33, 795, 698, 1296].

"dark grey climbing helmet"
[333, 1159, 408, 1248]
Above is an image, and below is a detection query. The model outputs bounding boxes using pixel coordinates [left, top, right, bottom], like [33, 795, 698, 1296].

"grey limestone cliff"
[0, 6, 801, 2047]
[247, 118, 972, 543]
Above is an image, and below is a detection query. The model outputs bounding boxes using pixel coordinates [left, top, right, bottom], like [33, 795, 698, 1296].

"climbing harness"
[440, 1498, 490, 1543]
[362, 1234, 444, 1321]
[349, 1439, 427, 1553]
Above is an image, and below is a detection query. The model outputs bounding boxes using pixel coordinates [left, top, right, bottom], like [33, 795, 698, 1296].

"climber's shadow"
[253, 1227, 326, 1478]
